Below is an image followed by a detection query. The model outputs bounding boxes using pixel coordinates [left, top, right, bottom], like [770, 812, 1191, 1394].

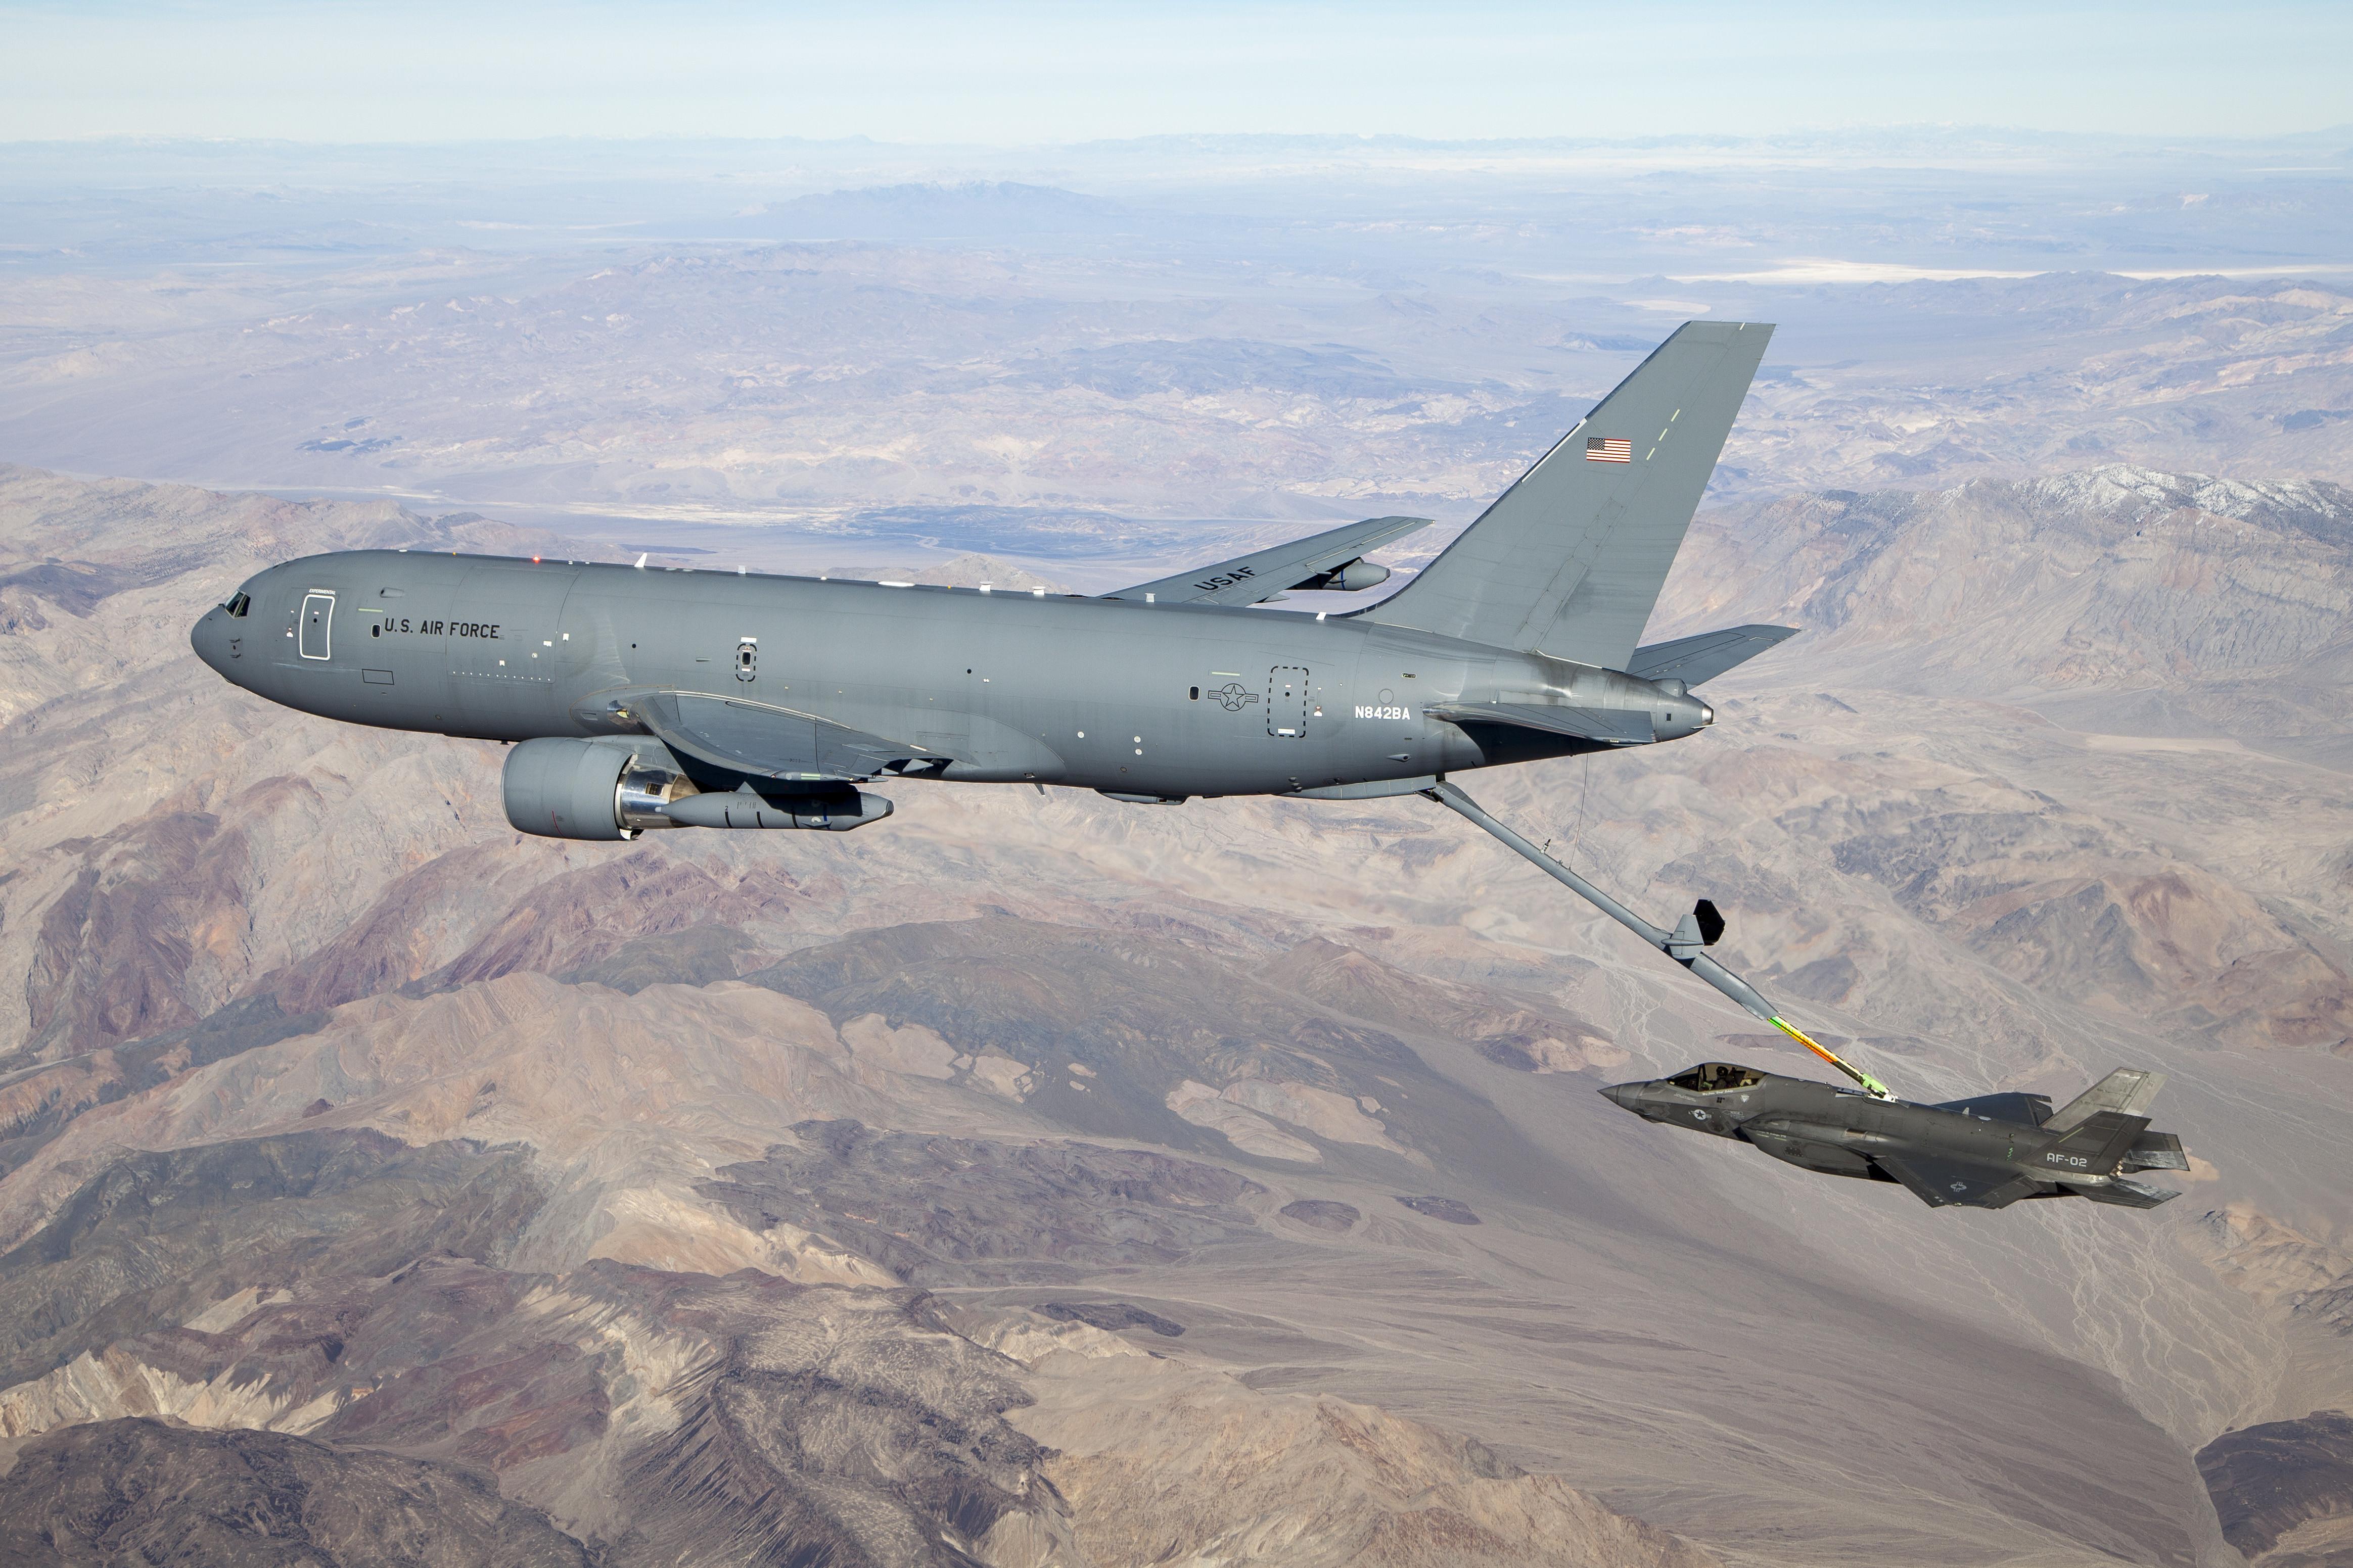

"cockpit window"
[223, 592, 251, 617]
[1667, 1063, 1764, 1093]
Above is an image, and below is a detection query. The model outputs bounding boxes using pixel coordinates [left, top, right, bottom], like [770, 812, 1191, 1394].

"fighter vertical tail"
[2045, 1068, 2166, 1132]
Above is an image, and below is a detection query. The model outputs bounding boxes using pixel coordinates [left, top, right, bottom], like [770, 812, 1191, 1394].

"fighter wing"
[1874, 1154, 2044, 1210]
[1107, 515, 1431, 606]
[632, 691, 932, 784]
[1624, 624, 1798, 686]
[1425, 701, 1655, 745]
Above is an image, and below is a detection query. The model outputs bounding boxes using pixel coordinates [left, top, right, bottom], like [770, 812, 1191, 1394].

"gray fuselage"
[190, 550, 1714, 799]
[1600, 1063, 2181, 1207]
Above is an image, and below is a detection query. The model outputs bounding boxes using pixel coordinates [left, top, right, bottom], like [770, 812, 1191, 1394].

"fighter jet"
[189, 321, 1790, 838]
[1600, 1061, 2190, 1209]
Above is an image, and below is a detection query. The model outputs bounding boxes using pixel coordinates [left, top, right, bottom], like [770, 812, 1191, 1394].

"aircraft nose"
[1599, 1082, 1645, 1112]
[190, 606, 233, 678]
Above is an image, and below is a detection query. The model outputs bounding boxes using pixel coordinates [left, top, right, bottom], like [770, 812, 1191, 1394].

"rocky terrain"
[4, 127, 2352, 1563]
[2198, 1410, 2353, 1568]
[0, 452, 2347, 1565]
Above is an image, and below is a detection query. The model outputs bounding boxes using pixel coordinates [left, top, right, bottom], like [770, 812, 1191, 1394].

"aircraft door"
[1268, 665, 1309, 738]
[298, 592, 335, 660]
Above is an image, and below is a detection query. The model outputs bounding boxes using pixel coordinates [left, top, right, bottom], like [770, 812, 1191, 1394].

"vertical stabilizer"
[1366, 320, 1772, 669]
[2045, 1068, 2166, 1133]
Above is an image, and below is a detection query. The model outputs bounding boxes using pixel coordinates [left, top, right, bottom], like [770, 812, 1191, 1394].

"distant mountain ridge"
[1666, 465, 2353, 746]
[659, 180, 1129, 241]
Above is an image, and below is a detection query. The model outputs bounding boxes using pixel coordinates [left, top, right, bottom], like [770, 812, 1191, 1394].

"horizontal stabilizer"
[2120, 1131, 2189, 1173]
[2046, 1068, 2166, 1132]
[1877, 1154, 2043, 1210]
[1108, 515, 1431, 606]
[1425, 701, 1654, 745]
[2068, 1178, 2180, 1209]
[1626, 624, 1798, 686]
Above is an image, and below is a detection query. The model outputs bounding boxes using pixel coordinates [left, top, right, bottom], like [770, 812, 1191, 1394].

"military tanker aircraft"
[191, 319, 1784, 832]
[189, 319, 2186, 1197]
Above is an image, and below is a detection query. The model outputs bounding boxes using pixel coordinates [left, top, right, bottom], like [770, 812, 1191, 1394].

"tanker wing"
[632, 691, 929, 784]
[1109, 514, 1431, 606]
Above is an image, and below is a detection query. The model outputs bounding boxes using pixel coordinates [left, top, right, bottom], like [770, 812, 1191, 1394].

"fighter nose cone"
[1599, 1083, 1644, 1112]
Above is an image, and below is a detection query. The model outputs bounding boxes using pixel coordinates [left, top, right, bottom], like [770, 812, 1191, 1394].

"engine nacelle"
[502, 738, 895, 838]
[503, 737, 693, 840]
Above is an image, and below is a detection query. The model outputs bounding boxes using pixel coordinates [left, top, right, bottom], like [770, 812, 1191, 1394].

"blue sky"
[4, 1, 2348, 144]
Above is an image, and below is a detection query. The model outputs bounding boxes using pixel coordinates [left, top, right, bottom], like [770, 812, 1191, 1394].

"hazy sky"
[4, 0, 2348, 145]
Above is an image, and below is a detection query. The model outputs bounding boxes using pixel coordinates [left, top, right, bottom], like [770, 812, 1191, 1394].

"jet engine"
[501, 737, 893, 839]
[502, 737, 691, 840]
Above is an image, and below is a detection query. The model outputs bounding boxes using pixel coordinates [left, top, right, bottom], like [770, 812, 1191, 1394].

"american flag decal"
[1585, 437, 1633, 463]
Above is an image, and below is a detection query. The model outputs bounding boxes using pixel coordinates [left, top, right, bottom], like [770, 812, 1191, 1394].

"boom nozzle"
[1423, 780, 1895, 1100]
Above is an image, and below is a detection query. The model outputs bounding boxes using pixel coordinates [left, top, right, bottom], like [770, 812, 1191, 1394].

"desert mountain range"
[1, 454, 2348, 1565]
